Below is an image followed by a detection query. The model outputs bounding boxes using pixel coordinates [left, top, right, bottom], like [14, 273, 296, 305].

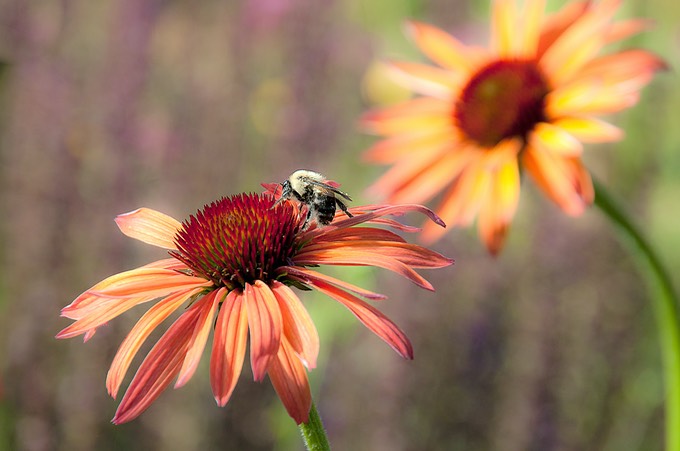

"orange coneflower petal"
[210, 290, 248, 407]
[112, 303, 202, 424]
[420, 155, 488, 242]
[246, 281, 283, 382]
[175, 289, 222, 388]
[57, 296, 155, 339]
[389, 145, 478, 205]
[311, 226, 407, 245]
[61, 266, 171, 316]
[268, 338, 312, 425]
[405, 21, 475, 72]
[300, 240, 452, 270]
[387, 61, 462, 98]
[361, 97, 453, 136]
[539, 0, 620, 84]
[308, 204, 446, 239]
[367, 141, 456, 201]
[106, 287, 202, 398]
[115, 208, 182, 250]
[422, 138, 521, 243]
[271, 281, 320, 369]
[522, 143, 593, 216]
[477, 158, 521, 255]
[281, 266, 386, 301]
[552, 116, 623, 143]
[537, 1, 588, 57]
[546, 78, 641, 117]
[491, 0, 518, 57]
[577, 50, 667, 91]
[363, 130, 453, 163]
[310, 279, 413, 359]
[605, 18, 654, 43]
[141, 258, 190, 271]
[294, 248, 435, 291]
[88, 269, 210, 298]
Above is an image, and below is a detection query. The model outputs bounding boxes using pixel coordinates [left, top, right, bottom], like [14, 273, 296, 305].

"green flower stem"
[594, 179, 680, 451]
[299, 401, 331, 451]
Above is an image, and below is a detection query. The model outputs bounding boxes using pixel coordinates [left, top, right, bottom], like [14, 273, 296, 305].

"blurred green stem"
[299, 401, 331, 451]
[594, 179, 680, 451]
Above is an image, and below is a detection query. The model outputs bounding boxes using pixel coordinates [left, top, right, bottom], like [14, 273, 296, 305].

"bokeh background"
[0, 0, 678, 450]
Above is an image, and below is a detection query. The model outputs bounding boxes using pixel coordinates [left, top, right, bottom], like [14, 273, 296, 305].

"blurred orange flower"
[57, 193, 451, 424]
[362, 0, 665, 254]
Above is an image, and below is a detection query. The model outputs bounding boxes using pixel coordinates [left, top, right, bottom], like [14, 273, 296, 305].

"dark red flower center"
[171, 193, 302, 290]
[454, 59, 549, 148]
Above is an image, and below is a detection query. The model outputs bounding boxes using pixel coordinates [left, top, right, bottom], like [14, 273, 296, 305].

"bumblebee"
[273, 170, 353, 229]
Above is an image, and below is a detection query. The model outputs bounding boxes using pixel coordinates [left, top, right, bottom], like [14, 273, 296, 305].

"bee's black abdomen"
[315, 194, 336, 225]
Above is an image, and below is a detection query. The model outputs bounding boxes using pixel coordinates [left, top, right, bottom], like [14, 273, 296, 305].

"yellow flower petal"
[530, 122, 583, 156]
[552, 117, 623, 143]
[517, 0, 545, 58]
[491, 0, 518, 57]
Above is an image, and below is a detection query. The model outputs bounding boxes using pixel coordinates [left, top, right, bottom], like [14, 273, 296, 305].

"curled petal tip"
[433, 215, 446, 228]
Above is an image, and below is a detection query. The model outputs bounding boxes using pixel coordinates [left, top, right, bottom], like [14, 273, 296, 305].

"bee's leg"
[301, 208, 313, 230]
[336, 199, 353, 218]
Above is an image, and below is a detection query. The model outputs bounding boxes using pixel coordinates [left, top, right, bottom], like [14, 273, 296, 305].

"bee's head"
[280, 179, 293, 199]
[272, 179, 293, 209]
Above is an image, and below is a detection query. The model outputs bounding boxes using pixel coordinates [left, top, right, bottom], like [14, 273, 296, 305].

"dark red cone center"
[171, 193, 302, 290]
[455, 59, 549, 148]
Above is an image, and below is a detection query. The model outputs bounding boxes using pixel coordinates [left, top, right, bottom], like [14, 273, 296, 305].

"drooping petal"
[298, 241, 452, 270]
[309, 279, 414, 359]
[311, 226, 407, 245]
[477, 158, 521, 255]
[306, 204, 446, 238]
[210, 290, 248, 407]
[420, 154, 492, 244]
[61, 266, 174, 316]
[245, 281, 282, 382]
[115, 208, 183, 250]
[388, 145, 478, 205]
[57, 295, 155, 339]
[112, 303, 203, 424]
[280, 266, 386, 301]
[367, 141, 458, 202]
[268, 338, 312, 424]
[106, 287, 202, 398]
[293, 248, 435, 291]
[271, 281, 320, 370]
[175, 289, 223, 388]
[522, 143, 593, 216]
[405, 21, 475, 72]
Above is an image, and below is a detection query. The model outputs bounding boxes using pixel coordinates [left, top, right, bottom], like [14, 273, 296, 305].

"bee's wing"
[303, 177, 353, 201]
